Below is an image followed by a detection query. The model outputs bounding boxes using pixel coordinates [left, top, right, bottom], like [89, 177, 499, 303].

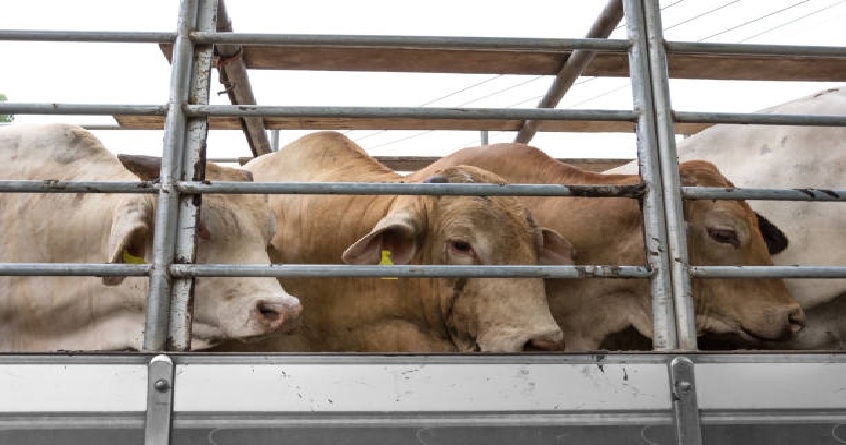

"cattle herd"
[0, 86, 843, 353]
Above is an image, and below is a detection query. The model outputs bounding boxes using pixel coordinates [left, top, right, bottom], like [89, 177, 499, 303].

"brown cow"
[212, 131, 574, 353]
[415, 143, 805, 351]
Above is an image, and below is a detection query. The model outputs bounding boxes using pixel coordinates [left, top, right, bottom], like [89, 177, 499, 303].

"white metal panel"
[173, 362, 671, 412]
[696, 362, 846, 410]
[0, 364, 147, 412]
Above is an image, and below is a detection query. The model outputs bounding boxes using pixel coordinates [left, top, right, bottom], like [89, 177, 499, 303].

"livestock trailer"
[1, 0, 845, 443]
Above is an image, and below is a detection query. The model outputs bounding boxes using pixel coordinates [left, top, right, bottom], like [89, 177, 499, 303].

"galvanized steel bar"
[669, 357, 703, 445]
[683, 187, 846, 201]
[144, 355, 175, 445]
[143, 0, 199, 352]
[186, 105, 639, 121]
[270, 129, 280, 152]
[674, 110, 846, 127]
[177, 180, 646, 197]
[623, 0, 678, 351]
[514, 0, 624, 144]
[666, 40, 846, 58]
[690, 266, 846, 279]
[0, 263, 150, 277]
[0, 29, 175, 43]
[0, 180, 158, 193]
[0, 103, 166, 116]
[169, 0, 218, 351]
[642, 0, 698, 351]
[169, 264, 652, 279]
[189, 32, 631, 51]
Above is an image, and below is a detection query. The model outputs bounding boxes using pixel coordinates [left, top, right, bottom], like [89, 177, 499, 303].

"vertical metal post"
[143, 0, 201, 351]
[144, 354, 175, 445]
[669, 357, 703, 445]
[480, 130, 489, 145]
[170, 0, 218, 351]
[622, 0, 678, 350]
[641, 0, 698, 350]
[271, 129, 280, 152]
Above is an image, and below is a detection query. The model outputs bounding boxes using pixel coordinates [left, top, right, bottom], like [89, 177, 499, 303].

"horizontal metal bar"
[0, 103, 168, 116]
[0, 263, 151, 277]
[169, 264, 653, 279]
[186, 105, 640, 121]
[683, 187, 846, 201]
[690, 266, 846, 279]
[666, 40, 846, 58]
[188, 32, 632, 52]
[0, 180, 159, 194]
[0, 29, 176, 43]
[177, 181, 646, 197]
[674, 111, 846, 127]
[0, 123, 127, 131]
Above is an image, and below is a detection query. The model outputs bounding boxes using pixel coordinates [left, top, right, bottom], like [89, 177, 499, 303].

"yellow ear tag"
[379, 249, 398, 280]
[122, 250, 145, 264]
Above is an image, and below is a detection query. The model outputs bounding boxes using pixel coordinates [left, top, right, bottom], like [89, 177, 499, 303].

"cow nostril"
[523, 335, 566, 351]
[788, 307, 806, 334]
[255, 300, 302, 330]
[256, 301, 282, 323]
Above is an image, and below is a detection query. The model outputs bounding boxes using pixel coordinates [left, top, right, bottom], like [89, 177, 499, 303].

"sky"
[0, 0, 844, 162]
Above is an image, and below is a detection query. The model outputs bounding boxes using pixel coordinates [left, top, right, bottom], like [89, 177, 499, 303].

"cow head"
[342, 165, 573, 352]
[680, 160, 805, 342]
[115, 155, 302, 349]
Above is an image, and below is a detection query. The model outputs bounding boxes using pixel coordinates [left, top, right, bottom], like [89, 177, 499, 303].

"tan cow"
[212, 131, 573, 353]
[0, 123, 302, 351]
[415, 143, 805, 350]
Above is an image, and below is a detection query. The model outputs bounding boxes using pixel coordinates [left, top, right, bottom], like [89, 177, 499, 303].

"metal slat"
[623, 0, 678, 352]
[640, 0, 698, 352]
[144, 355, 175, 445]
[143, 0, 198, 353]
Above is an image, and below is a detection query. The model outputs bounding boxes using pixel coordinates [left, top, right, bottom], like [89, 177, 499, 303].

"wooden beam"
[161, 44, 846, 81]
[114, 114, 711, 134]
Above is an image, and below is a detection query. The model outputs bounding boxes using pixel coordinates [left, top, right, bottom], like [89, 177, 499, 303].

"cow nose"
[524, 334, 566, 351]
[256, 299, 303, 331]
[787, 305, 806, 335]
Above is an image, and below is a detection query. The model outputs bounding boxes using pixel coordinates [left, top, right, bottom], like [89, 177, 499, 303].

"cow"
[210, 131, 574, 353]
[609, 86, 846, 350]
[416, 143, 805, 351]
[0, 123, 302, 351]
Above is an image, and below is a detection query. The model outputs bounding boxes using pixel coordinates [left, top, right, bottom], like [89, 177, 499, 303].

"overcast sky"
[1, 0, 843, 160]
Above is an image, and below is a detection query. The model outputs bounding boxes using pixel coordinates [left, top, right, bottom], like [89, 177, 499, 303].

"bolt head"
[154, 379, 170, 392]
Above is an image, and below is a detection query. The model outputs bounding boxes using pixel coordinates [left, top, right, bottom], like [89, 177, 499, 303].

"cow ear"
[539, 228, 575, 265]
[342, 212, 419, 265]
[104, 197, 155, 286]
[117, 154, 162, 181]
[756, 212, 788, 255]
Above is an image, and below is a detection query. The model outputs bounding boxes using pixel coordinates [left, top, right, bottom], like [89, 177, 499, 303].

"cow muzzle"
[741, 303, 806, 341]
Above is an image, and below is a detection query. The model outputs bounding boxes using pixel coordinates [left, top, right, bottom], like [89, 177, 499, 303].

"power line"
[738, 0, 845, 42]
[700, 0, 811, 41]
[663, 0, 742, 31]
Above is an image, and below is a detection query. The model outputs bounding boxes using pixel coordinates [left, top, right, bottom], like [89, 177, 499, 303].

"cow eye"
[707, 227, 739, 248]
[449, 240, 473, 254]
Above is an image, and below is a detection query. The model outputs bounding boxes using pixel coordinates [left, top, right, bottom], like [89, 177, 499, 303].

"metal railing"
[1, 0, 845, 443]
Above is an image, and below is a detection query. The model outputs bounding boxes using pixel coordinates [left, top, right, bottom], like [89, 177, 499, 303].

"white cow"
[608, 86, 846, 349]
[0, 123, 302, 351]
